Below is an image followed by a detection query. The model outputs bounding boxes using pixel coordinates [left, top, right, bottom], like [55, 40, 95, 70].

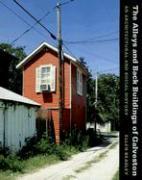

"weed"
[0, 154, 24, 172]
[75, 148, 109, 173]
[112, 170, 119, 180]
[108, 142, 118, 149]
[62, 175, 77, 180]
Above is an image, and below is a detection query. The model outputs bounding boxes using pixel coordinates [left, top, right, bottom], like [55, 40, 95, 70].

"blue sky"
[0, 0, 119, 75]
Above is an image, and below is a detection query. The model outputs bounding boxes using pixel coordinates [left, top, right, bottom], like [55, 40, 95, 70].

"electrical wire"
[0, 0, 51, 40]
[0, 0, 29, 27]
[2, 0, 118, 75]
[64, 38, 118, 45]
[60, 0, 75, 6]
[64, 31, 118, 44]
[63, 42, 118, 70]
[11, 0, 77, 44]
[97, 67, 119, 74]
[63, 43, 119, 74]
[63, 42, 79, 60]
[13, 0, 56, 40]
[11, 10, 54, 44]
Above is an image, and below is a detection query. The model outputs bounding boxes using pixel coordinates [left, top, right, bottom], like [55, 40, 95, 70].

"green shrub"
[61, 129, 90, 151]
[20, 136, 70, 161]
[34, 138, 70, 160]
[34, 138, 54, 155]
[0, 132, 91, 173]
[53, 145, 69, 161]
[0, 154, 24, 172]
[18, 136, 38, 159]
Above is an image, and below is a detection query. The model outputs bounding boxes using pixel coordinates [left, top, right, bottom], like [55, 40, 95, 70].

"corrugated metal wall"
[0, 102, 4, 147]
[0, 101, 37, 151]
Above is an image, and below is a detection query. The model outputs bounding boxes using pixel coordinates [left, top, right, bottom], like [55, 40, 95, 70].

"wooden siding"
[71, 63, 86, 131]
[23, 48, 87, 143]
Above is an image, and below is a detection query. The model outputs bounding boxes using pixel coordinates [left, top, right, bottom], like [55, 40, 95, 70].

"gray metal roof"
[0, 87, 40, 106]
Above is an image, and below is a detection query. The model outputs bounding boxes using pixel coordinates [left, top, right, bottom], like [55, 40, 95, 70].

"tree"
[0, 43, 26, 94]
[79, 58, 96, 123]
[79, 58, 119, 131]
[96, 73, 119, 130]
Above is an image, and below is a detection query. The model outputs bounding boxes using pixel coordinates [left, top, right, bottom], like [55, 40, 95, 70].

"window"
[41, 66, 51, 85]
[77, 69, 83, 95]
[35, 64, 56, 93]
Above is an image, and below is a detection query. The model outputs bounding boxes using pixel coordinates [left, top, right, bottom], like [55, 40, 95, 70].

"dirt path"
[17, 137, 119, 180]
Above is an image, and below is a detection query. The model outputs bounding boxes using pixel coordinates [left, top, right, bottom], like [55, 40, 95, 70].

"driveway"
[18, 133, 119, 180]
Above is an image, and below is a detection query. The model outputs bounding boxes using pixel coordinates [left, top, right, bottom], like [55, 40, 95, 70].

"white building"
[0, 87, 40, 151]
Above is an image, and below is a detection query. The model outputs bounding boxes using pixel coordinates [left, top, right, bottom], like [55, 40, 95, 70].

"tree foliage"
[79, 58, 96, 123]
[79, 58, 119, 130]
[0, 43, 26, 94]
[96, 74, 119, 130]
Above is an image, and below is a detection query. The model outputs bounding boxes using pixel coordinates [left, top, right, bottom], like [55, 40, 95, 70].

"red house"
[16, 42, 87, 143]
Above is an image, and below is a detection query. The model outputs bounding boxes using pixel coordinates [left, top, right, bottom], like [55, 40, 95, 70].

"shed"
[0, 87, 40, 151]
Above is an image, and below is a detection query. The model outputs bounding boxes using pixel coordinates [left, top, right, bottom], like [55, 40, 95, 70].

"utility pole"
[57, 0, 63, 144]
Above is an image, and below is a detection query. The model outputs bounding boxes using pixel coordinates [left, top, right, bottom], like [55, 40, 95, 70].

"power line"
[91, 52, 118, 65]
[0, 0, 51, 42]
[11, 9, 55, 44]
[2, 0, 77, 45]
[64, 31, 118, 44]
[64, 38, 118, 45]
[63, 43, 119, 75]
[11, 23, 42, 45]
[13, 0, 56, 40]
[10, 0, 77, 44]
[60, 0, 75, 6]
[66, 44, 118, 65]
[98, 67, 119, 73]
[11, 0, 75, 45]
[0, 0, 31, 28]
[63, 42, 118, 67]
[63, 42, 79, 60]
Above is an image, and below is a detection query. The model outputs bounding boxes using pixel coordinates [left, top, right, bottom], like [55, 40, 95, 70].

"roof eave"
[16, 42, 87, 75]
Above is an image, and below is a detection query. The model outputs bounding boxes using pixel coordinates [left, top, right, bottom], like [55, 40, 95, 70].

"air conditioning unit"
[40, 84, 51, 92]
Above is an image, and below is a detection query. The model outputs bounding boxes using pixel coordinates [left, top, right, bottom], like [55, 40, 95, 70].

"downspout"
[70, 61, 72, 142]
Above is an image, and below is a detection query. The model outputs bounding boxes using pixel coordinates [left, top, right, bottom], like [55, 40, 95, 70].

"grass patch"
[108, 142, 118, 150]
[0, 154, 60, 180]
[95, 150, 109, 162]
[75, 148, 109, 173]
[75, 163, 90, 173]
[62, 175, 77, 180]
[0, 130, 105, 179]
[0, 170, 18, 180]
[22, 154, 59, 173]
[74, 140, 118, 174]
[112, 170, 119, 180]
[0, 135, 88, 179]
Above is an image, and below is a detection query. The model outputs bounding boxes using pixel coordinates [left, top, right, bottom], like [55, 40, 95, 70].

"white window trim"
[35, 64, 56, 93]
[40, 64, 52, 69]
[77, 69, 83, 96]
[40, 64, 52, 90]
